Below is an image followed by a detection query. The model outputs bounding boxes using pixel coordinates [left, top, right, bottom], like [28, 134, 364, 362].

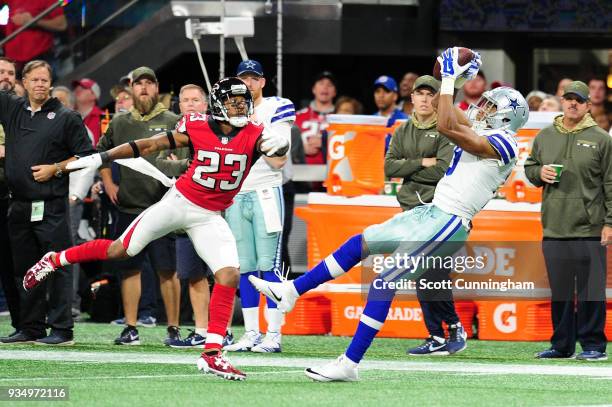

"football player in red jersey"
[22, 77, 289, 381]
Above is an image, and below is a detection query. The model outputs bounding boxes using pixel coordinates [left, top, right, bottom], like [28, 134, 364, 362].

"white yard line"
[0, 370, 303, 382]
[0, 350, 611, 378]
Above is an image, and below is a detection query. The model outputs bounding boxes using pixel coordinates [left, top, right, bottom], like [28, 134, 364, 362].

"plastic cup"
[549, 164, 563, 182]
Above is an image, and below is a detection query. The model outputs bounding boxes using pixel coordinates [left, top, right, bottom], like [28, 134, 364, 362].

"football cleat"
[23, 252, 58, 291]
[168, 330, 206, 349]
[248, 275, 299, 313]
[223, 330, 262, 352]
[222, 329, 234, 347]
[304, 355, 359, 382]
[163, 326, 181, 346]
[114, 326, 140, 345]
[446, 323, 468, 354]
[407, 336, 449, 356]
[197, 350, 246, 381]
[251, 332, 282, 353]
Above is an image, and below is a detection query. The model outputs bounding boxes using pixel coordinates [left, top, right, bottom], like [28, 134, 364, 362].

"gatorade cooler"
[476, 301, 553, 341]
[325, 114, 389, 196]
[331, 293, 476, 338]
[258, 292, 331, 335]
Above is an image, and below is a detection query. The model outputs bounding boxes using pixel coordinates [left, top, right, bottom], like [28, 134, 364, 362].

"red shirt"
[174, 114, 263, 211]
[84, 105, 103, 147]
[295, 105, 329, 165]
[4, 0, 64, 63]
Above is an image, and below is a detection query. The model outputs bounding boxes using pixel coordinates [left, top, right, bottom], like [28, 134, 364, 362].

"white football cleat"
[304, 355, 359, 382]
[223, 330, 262, 352]
[248, 275, 299, 313]
[251, 332, 282, 353]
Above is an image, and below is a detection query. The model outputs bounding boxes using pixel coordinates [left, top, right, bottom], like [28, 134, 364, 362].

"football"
[433, 47, 475, 80]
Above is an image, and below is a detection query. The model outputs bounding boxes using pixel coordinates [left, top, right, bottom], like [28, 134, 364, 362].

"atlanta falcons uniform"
[119, 113, 264, 272]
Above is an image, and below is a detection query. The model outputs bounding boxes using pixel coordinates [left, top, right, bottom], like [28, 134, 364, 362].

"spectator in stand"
[0, 60, 94, 345]
[525, 81, 611, 361]
[373, 75, 408, 125]
[555, 78, 573, 98]
[295, 71, 337, 191]
[51, 86, 74, 110]
[0, 57, 19, 340]
[110, 85, 133, 113]
[373, 75, 408, 152]
[3, 0, 67, 73]
[73, 79, 103, 147]
[398, 72, 418, 116]
[334, 96, 363, 115]
[539, 96, 562, 112]
[457, 71, 486, 111]
[526, 90, 548, 111]
[97, 67, 181, 346]
[588, 77, 607, 120]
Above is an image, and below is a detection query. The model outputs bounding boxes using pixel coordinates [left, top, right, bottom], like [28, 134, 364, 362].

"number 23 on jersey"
[192, 151, 248, 191]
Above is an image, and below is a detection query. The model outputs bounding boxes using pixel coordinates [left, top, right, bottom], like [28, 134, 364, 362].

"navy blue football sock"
[239, 271, 260, 308]
[345, 298, 392, 364]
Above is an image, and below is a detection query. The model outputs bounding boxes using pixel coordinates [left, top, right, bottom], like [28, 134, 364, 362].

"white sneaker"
[304, 355, 359, 382]
[251, 332, 282, 353]
[248, 276, 299, 313]
[222, 330, 262, 352]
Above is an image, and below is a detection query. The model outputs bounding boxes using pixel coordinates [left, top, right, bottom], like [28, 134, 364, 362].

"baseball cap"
[236, 59, 264, 77]
[72, 78, 101, 100]
[110, 84, 131, 99]
[562, 80, 589, 102]
[374, 75, 398, 93]
[314, 71, 337, 87]
[131, 66, 157, 83]
[119, 71, 132, 86]
[413, 75, 440, 93]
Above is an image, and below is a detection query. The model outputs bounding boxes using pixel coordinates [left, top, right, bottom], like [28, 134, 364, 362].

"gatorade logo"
[344, 306, 422, 321]
[329, 134, 345, 160]
[493, 303, 517, 333]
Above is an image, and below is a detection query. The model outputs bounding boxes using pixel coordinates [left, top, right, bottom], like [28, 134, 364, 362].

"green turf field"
[0, 316, 610, 406]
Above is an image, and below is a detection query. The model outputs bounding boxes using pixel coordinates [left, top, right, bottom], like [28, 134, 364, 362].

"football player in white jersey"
[250, 47, 529, 381]
[223, 60, 295, 353]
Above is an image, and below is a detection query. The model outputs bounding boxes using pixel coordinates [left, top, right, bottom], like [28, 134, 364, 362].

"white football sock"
[266, 307, 284, 334]
[242, 307, 259, 333]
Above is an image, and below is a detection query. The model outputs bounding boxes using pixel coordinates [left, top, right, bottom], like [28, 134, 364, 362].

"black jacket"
[0, 92, 94, 200]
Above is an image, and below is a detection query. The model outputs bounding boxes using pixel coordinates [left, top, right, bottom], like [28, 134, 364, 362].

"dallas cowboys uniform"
[225, 97, 295, 274]
[365, 128, 518, 263]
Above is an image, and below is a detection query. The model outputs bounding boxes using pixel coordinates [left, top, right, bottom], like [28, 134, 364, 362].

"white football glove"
[66, 153, 103, 171]
[436, 47, 472, 81]
[260, 128, 289, 157]
[461, 51, 482, 82]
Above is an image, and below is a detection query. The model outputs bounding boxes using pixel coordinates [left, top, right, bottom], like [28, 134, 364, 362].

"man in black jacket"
[0, 60, 94, 345]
